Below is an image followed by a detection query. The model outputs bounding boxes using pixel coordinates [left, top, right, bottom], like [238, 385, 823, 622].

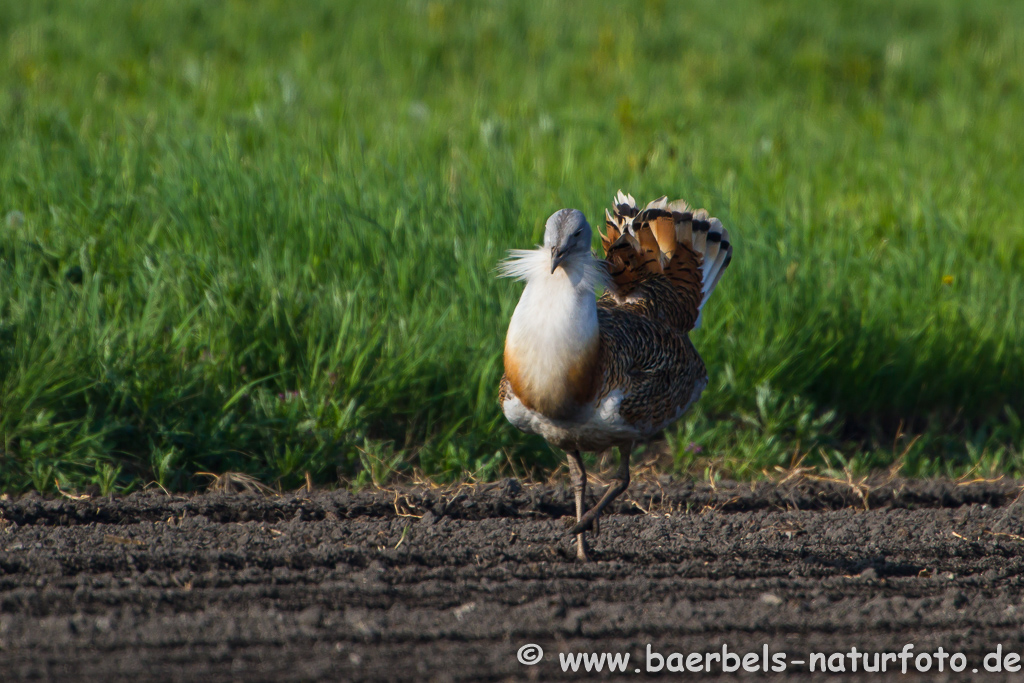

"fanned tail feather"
[599, 190, 733, 331]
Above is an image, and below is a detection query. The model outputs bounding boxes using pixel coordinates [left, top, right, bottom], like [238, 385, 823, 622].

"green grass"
[2, 0, 1024, 494]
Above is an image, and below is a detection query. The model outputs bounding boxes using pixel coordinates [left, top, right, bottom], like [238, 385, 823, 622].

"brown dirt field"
[3, 477, 1024, 681]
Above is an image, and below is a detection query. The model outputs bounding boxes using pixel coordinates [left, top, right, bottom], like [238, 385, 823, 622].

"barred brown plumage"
[498, 192, 733, 560]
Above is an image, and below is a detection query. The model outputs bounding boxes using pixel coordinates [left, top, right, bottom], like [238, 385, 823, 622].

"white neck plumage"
[499, 247, 605, 418]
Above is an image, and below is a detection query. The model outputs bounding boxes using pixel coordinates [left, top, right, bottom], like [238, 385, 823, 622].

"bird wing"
[599, 191, 732, 333]
[595, 306, 708, 434]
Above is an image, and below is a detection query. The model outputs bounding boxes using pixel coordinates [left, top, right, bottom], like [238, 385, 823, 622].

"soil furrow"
[3, 480, 1024, 681]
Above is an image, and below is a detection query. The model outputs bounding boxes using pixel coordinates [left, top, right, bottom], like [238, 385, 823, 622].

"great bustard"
[498, 191, 733, 561]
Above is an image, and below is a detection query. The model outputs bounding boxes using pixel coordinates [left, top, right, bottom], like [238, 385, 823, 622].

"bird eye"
[573, 230, 582, 237]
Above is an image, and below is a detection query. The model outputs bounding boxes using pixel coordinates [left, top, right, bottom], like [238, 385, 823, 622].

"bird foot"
[567, 511, 598, 536]
[563, 513, 599, 535]
[567, 477, 628, 536]
[575, 536, 591, 562]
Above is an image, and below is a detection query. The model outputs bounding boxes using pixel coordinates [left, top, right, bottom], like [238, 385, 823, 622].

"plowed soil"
[4, 477, 1024, 682]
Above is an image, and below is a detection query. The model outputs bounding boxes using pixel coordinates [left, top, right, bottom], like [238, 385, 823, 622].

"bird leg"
[567, 443, 631, 536]
[565, 450, 590, 562]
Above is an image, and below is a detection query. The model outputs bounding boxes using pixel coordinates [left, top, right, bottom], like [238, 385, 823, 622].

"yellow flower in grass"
[942, 275, 954, 285]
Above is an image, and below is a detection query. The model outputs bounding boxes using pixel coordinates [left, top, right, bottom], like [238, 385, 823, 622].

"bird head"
[543, 209, 591, 274]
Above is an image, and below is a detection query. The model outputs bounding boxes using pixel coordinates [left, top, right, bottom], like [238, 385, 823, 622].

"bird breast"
[503, 270, 601, 420]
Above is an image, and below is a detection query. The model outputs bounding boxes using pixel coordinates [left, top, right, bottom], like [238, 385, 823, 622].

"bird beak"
[551, 246, 569, 273]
